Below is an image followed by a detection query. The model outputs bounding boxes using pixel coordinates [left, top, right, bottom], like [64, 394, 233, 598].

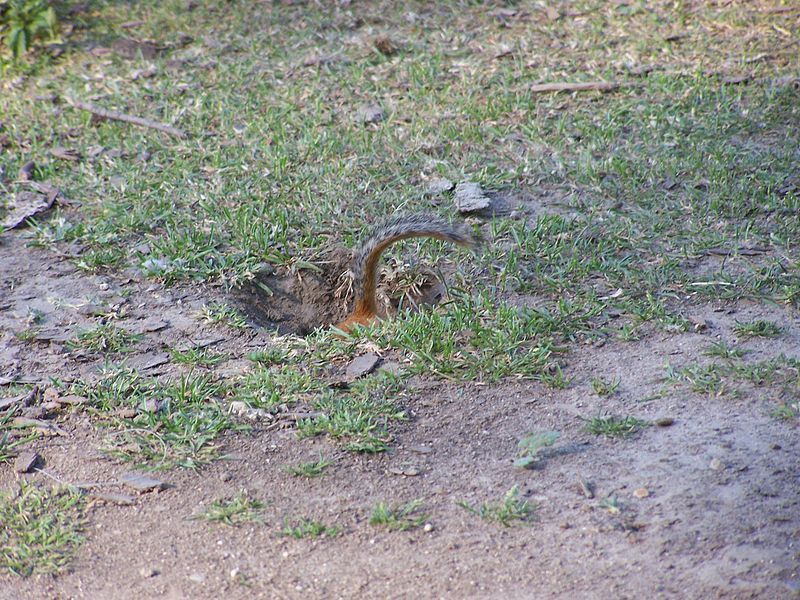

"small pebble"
[14, 451, 40, 473]
[709, 458, 724, 471]
[423, 523, 434, 532]
[655, 417, 675, 427]
[139, 567, 158, 578]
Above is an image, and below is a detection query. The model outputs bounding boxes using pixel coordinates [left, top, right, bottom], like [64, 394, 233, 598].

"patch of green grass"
[733, 320, 782, 338]
[591, 377, 620, 396]
[281, 518, 341, 539]
[25, 307, 45, 326]
[14, 328, 39, 342]
[584, 415, 649, 438]
[727, 356, 800, 388]
[283, 454, 332, 478]
[74, 247, 127, 273]
[170, 346, 227, 367]
[200, 303, 249, 330]
[1, 0, 59, 61]
[196, 491, 264, 526]
[703, 341, 746, 360]
[369, 499, 427, 532]
[0, 483, 85, 577]
[616, 324, 641, 342]
[458, 486, 534, 527]
[236, 365, 321, 410]
[71, 366, 240, 470]
[352, 291, 579, 383]
[66, 323, 141, 354]
[668, 355, 798, 399]
[295, 373, 407, 453]
[771, 403, 799, 421]
[235, 334, 406, 452]
[669, 364, 731, 396]
[247, 347, 291, 366]
[514, 431, 560, 469]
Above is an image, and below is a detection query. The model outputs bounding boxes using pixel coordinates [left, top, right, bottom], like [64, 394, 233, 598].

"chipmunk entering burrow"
[333, 214, 477, 334]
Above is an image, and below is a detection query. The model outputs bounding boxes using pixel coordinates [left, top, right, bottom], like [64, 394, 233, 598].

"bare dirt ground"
[1, 228, 798, 599]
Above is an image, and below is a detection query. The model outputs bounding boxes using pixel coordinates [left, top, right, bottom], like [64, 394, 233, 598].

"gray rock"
[119, 472, 168, 492]
[345, 353, 382, 380]
[454, 182, 490, 212]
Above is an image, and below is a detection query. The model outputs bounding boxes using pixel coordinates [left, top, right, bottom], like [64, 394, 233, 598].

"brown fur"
[334, 214, 476, 333]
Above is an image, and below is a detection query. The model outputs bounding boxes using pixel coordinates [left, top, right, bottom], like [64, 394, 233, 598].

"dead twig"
[66, 98, 187, 139]
[530, 81, 624, 94]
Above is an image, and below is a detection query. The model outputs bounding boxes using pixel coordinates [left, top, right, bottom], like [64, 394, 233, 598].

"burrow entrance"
[233, 248, 450, 336]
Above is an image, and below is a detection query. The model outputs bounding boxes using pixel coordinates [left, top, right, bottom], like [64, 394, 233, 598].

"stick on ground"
[529, 81, 623, 93]
[67, 98, 187, 138]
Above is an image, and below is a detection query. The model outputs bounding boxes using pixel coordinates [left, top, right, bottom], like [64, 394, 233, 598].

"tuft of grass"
[514, 431, 560, 469]
[196, 491, 265, 526]
[236, 365, 320, 410]
[369, 499, 428, 532]
[170, 346, 227, 367]
[771, 403, 799, 421]
[617, 324, 641, 342]
[200, 303, 249, 330]
[600, 495, 624, 515]
[0, 483, 85, 577]
[25, 307, 45, 326]
[703, 341, 746, 360]
[584, 415, 648, 438]
[247, 347, 291, 366]
[458, 486, 534, 527]
[75, 247, 127, 273]
[671, 364, 730, 396]
[281, 518, 341, 539]
[591, 377, 620, 396]
[66, 324, 141, 354]
[283, 455, 332, 478]
[733, 320, 782, 338]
